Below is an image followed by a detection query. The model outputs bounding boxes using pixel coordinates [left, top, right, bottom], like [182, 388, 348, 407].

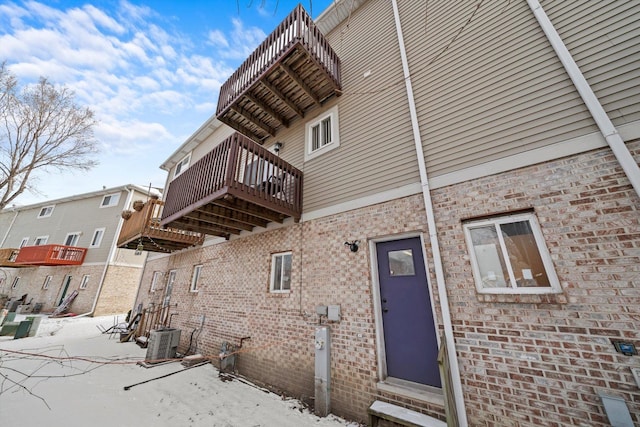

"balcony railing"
[117, 199, 204, 253]
[0, 248, 22, 268]
[216, 4, 341, 143]
[14, 244, 87, 266]
[161, 132, 303, 239]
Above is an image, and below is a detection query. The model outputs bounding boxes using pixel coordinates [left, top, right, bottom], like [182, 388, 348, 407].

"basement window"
[43, 275, 52, 290]
[270, 252, 292, 293]
[79, 275, 90, 289]
[150, 271, 162, 292]
[11, 277, 20, 289]
[463, 212, 561, 294]
[190, 265, 202, 292]
[305, 105, 340, 161]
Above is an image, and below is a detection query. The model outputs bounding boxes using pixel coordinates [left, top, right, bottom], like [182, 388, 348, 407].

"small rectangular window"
[34, 236, 49, 246]
[79, 275, 90, 289]
[150, 271, 162, 292]
[64, 232, 81, 246]
[19, 237, 29, 248]
[101, 193, 120, 207]
[11, 277, 20, 289]
[174, 154, 191, 178]
[90, 228, 105, 248]
[463, 212, 561, 294]
[190, 265, 202, 292]
[270, 252, 292, 293]
[305, 105, 340, 161]
[38, 205, 54, 218]
[43, 275, 52, 290]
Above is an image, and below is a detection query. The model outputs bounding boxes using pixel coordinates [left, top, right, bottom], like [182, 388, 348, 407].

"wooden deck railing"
[216, 4, 341, 116]
[117, 199, 203, 249]
[0, 248, 20, 267]
[15, 244, 87, 266]
[162, 132, 303, 226]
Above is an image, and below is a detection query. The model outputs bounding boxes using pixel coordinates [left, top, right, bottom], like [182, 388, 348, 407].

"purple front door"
[376, 237, 441, 387]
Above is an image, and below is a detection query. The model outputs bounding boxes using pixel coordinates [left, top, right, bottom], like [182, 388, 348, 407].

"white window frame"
[11, 276, 20, 289]
[270, 252, 292, 293]
[64, 232, 81, 246]
[100, 193, 120, 208]
[79, 275, 90, 289]
[463, 212, 561, 295]
[38, 205, 55, 218]
[90, 228, 105, 248]
[42, 275, 52, 290]
[174, 154, 191, 178]
[34, 235, 49, 246]
[190, 264, 202, 292]
[304, 105, 340, 162]
[150, 271, 162, 292]
[19, 237, 29, 248]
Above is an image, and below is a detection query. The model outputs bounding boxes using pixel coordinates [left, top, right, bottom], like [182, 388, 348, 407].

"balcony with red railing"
[161, 132, 303, 239]
[14, 244, 87, 266]
[117, 198, 204, 253]
[0, 248, 24, 268]
[216, 4, 341, 143]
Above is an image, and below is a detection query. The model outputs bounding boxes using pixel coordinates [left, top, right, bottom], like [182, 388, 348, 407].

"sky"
[0, 0, 333, 206]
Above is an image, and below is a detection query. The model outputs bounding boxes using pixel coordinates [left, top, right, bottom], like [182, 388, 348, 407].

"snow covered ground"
[0, 314, 362, 427]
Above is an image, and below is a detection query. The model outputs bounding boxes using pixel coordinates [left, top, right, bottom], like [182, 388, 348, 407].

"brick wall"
[93, 264, 144, 316]
[432, 141, 640, 426]
[136, 142, 639, 425]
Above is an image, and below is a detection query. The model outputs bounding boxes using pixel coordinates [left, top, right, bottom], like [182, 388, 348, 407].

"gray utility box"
[145, 328, 181, 363]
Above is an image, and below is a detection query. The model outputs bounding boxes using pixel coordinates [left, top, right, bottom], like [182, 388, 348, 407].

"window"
[19, 237, 29, 248]
[64, 232, 81, 246]
[101, 193, 120, 207]
[34, 235, 49, 246]
[150, 271, 162, 292]
[305, 105, 340, 161]
[463, 212, 561, 294]
[79, 275, 90, 289]
[90, 228, 105, 248]
[11, 277, 20, 289]
[43, 275, 52, 290]
[174, 154, 191, 178]
[190, 265, 203, 292]
[38, 205, 54, 218]
[270, 252, 292, 293]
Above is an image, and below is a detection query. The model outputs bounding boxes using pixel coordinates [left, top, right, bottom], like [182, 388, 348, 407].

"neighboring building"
[127, 1, 639, 426]
[0, 185, 158, 316]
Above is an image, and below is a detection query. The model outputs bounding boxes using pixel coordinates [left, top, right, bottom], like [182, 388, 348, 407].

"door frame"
[369, 232, 441, 386]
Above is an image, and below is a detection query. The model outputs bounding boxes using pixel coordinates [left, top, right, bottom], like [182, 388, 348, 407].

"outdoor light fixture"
[135, 241, 144, 256]
[344, 240, 359, 252]
[274, 142, 283, 154]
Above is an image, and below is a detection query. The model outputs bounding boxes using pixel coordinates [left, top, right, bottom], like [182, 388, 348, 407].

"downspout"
[77, 186, 136, 317]
[527, 0, 640, 199]
[0, 207, 20, 247]
[390, 1, 468, 425]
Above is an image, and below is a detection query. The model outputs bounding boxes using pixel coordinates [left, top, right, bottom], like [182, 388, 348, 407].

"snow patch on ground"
[0, 314, 362, 427]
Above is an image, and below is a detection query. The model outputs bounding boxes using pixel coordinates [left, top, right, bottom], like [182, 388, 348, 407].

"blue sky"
[0, 0, 333, 206]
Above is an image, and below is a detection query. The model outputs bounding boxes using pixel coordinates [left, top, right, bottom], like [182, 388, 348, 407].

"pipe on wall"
[390, 1, 468, 425]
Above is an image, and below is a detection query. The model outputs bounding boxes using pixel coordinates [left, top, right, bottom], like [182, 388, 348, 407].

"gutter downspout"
[0, 208, 19, 247]
[390, 1, 468, 425]
[527, 0, 640, 199]
[77, 186, 136, 317]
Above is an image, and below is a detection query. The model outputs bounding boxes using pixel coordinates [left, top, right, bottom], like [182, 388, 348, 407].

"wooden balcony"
[161, 132, 303, 239]
[117, 199, 204, 253]
[14, 244, 87, 266]
[216, 4, 341, 143]
[0, 248, 24, 268]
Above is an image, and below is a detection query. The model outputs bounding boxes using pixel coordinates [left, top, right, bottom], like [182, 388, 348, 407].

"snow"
[0, 314, 361, 427]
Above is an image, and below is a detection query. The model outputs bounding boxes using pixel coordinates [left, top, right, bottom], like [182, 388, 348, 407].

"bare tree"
[0, 62, 99, 210]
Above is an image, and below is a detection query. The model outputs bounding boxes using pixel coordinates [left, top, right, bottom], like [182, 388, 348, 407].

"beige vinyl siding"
[541, 0, 640, 126]
[287, 0, 420, 212]
[398, 1, 599, 177]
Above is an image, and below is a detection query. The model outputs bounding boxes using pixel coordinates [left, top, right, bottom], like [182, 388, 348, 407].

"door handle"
[382, 298, 387, 303]
[383, 307, 388, 313]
